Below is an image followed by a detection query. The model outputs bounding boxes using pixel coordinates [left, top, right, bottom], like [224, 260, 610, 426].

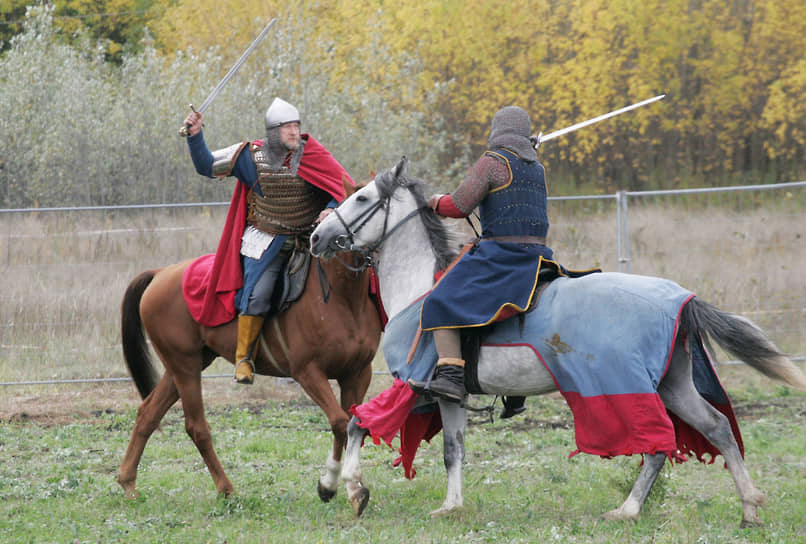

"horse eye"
[356, 195, 368, 202]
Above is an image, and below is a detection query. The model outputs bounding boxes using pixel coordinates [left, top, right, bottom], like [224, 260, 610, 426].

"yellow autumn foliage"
[147, 0, 805, 187]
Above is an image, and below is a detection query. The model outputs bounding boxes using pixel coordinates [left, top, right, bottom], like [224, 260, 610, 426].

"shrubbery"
[0, 5, 464, 207]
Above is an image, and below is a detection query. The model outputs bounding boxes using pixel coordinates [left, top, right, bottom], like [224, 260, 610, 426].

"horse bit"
[329, 179, 426, 271]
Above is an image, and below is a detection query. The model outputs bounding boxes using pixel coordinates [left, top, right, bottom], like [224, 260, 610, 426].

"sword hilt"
[531, 132, 542, 150]
[178, 104, 199, 137]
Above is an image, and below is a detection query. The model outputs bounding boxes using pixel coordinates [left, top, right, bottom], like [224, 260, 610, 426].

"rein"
[330, 182, 428, 271]
[315, 251, 375, 303]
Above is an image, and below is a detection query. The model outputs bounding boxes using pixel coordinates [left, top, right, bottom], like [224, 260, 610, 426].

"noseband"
[329, 180, 427, 271]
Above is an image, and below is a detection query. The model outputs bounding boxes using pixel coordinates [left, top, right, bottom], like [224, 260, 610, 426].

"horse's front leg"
[341, 416, 371, 516]
[293, 366, 352, 504]
[431, 398, 467, 517]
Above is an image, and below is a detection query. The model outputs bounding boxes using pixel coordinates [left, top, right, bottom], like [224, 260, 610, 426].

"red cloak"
[182, 135, 353, 327]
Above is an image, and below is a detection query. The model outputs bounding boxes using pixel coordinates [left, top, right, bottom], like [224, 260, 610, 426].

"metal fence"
[1, 181, 804, 387]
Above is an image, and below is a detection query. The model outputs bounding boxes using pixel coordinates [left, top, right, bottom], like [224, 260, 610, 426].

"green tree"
[0, 0, 31, 53]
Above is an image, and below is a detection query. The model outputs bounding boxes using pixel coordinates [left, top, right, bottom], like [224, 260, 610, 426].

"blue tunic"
[420, 149, 553, 330]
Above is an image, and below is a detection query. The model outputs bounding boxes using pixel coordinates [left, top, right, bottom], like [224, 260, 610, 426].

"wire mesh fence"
[1, 181, 804, 387]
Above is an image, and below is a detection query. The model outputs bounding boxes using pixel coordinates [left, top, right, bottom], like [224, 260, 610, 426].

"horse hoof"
[117, 477, 139, 500]
[317, 480, 337, 503]
[601, 509, 638, 522]
[216, 482, 235, 498]
[739, 518, 764, 529]
[351, 487, 370, 517]
[430, 504, 462, 517]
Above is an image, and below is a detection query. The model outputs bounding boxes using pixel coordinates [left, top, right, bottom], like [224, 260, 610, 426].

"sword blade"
[538, 94, 665, 144]
[197, 18, 277, 114]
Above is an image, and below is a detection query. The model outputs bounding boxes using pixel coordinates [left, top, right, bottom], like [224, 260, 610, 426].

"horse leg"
[341, 416, 371, 516]
[292, 366, 353, 504]
[117, 372, 179, 499]
[172, 365, 234, 497]
[603, 452, 667, 521]
[430, 398, 467, 517]
[659, 341, 765, 527]
[318, 364, 373, 508]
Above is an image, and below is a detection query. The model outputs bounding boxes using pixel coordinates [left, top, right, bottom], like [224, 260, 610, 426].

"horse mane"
[375, 169, 459, 271]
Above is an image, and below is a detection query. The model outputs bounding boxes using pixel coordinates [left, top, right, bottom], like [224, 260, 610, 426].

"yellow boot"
[234, 314, 264, 384]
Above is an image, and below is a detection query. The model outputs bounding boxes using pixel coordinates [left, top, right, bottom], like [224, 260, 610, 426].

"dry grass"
[0, 190, 804, 386]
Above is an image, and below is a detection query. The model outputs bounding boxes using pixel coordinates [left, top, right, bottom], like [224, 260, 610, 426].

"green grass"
[1, 379, 804, 544]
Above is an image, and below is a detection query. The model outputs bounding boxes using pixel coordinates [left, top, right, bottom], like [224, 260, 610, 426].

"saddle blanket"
[183, 254, 237, 327]
[352, 272, 743, 477]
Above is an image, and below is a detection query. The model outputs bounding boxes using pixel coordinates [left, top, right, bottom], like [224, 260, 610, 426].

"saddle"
[270, 245, 312, 314]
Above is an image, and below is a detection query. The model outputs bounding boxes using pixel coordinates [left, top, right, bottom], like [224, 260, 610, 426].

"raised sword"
[179, 18, 278, 136]
[534, 94, 665, 148]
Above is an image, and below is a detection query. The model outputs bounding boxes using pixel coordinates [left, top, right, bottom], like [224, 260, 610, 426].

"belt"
[484, 235, 547, 245]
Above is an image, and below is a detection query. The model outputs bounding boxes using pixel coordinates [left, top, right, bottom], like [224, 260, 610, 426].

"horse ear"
[394, 156, 408, 179]
[342, 174, 355, 198]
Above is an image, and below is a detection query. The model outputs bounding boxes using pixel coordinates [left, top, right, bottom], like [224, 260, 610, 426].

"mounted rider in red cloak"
[182, 97, 353, 384]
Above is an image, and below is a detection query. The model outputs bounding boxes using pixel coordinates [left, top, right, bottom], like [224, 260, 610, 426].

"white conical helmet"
[264, 97, 300, 129]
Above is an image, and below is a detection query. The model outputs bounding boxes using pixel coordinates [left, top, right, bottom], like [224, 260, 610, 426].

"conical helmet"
[264, 97, 300, 129]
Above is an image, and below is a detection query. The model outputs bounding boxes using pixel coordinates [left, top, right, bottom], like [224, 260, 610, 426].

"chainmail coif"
[487, 106, 538, 162]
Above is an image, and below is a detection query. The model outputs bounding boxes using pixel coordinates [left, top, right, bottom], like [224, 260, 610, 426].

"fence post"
[616, 190, 631, 273]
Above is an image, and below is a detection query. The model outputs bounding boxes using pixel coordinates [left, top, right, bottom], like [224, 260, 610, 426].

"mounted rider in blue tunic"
[409, 106, 556, 405]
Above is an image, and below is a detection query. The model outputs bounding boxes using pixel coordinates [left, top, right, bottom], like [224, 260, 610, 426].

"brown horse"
[116, 240, 382, 509]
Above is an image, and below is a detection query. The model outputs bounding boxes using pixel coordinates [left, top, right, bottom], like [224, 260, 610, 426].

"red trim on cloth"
[182, 185, 248, 326]
[489, 339, 742, 465]
[562, 391, 684, 461]
[394, 406, 443, 479]
[670, 402, 744, 463]
[350, 379, 442, 479]
[368, 269, 388, 329]
[567, 395, 744, 464]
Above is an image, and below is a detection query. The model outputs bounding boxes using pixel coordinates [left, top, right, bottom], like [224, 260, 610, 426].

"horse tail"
[681, 297, 806, 391]
[121, 270, 160, 399]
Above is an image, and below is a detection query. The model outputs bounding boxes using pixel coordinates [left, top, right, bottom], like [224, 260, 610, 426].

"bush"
[0, 5, 465, 208]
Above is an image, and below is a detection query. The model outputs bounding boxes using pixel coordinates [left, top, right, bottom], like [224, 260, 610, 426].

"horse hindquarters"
[119, 263, 235, 498]
[658, 336, 765, 527]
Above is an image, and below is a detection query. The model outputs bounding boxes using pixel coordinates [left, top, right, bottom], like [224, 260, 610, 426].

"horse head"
[311, 157, 410, 258]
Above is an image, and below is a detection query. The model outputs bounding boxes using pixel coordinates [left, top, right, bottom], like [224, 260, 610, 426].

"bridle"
[328, 179, 427, 271]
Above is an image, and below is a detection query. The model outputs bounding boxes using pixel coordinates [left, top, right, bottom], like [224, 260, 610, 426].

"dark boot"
[500, 396, 526, 419]
[408, 358, 466, 403]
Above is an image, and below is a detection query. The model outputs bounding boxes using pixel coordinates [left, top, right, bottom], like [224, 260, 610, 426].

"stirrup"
[234, 358, 255, 385]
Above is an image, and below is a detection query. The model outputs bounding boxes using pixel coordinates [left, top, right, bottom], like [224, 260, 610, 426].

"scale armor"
[246, 139, 330, 235]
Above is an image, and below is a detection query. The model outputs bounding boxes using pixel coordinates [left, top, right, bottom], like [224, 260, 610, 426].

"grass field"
[0, 366, 804, 544]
